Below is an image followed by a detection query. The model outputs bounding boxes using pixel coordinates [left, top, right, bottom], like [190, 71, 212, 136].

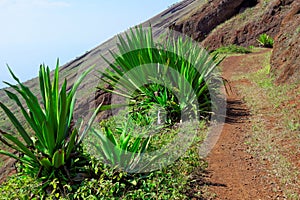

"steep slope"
[170, 0, 299, 84]
[271, 0, 300, 84]
[171, 0, 259, 43]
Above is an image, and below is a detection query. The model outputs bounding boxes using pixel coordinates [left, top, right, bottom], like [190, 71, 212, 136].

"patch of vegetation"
[0, 158, 3, 168]
[212, 44, 251, 55]
[257, 33, 274, 48]
[98, 26, 223, 125]
[296, 26, 300, 34]
[0, 123, 208, 199]
[90, 119, 153, 173]
[262, 0, 273, 8]
[0, 65, 208, 198]
[0, 62, 100, 190]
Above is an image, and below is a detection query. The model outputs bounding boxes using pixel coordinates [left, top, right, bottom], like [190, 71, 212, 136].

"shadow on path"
[225, 99, 250, 124]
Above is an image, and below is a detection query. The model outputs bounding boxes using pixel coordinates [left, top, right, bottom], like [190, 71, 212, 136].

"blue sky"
[0, 0, 179, 88]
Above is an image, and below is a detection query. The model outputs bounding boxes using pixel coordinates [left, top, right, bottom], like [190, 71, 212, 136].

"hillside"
[0, 0, 299, 198]
[172, 0, 299, 83]
[0, 0, 298, 126]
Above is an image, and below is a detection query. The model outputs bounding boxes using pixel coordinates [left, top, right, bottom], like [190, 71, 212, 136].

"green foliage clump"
[0, 128, 207, 199]
[212, 44, 252, 55]
[0, 61, 99, 187]
[98, 26, 222, 124]
[91, 118, 152, 173]
[257, 33, 274, 48]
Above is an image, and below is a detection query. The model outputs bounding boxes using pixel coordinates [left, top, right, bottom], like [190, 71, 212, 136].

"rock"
[94, 84, 113, 120]
[270, 1, 300, 84]
[171, 0, 258, 43]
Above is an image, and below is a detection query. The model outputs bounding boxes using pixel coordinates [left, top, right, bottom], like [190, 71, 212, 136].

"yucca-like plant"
[0, 61, 99, 182]
[257, 33, 274, 48]
[99, 26, 222, 123]
[91, 118, 154, 173]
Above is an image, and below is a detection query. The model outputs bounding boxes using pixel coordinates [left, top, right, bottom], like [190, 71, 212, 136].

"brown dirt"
[204, 49, 284, 199]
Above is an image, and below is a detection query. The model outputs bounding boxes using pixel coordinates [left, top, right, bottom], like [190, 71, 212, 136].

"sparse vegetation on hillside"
[212, 44, 251, 55]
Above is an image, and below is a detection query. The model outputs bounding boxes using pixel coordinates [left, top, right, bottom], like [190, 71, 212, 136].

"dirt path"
[204, 50, 280, 199]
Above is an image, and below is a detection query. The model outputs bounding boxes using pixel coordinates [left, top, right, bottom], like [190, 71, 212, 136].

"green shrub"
[98, 26, 222, 124]
[0, 61, 100, 187]
[257, 33, 274, 48]
[90, 118, 153, 173]
[212, 44, 251, 55]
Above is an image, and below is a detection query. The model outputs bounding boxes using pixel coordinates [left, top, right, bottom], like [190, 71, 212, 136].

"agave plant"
[257, 33, 274, 48]
[91, 118, 154, 173]
[0, 61, 100, 181]
[98, 26, 222, 124]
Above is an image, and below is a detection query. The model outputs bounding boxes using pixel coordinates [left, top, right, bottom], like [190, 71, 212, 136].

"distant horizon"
[0, 0, 180, 89]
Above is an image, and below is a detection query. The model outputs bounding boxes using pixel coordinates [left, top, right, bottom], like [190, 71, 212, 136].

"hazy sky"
[0, 0, 179, 88]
